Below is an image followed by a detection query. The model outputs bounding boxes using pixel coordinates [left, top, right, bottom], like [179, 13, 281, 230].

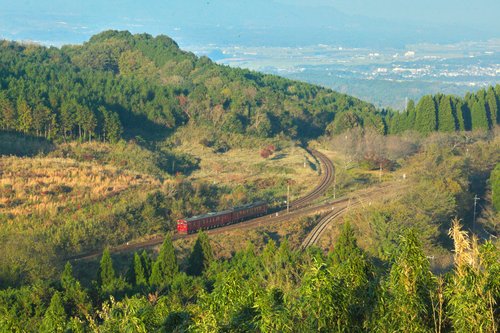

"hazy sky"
[1, 1, 498, 47]
[282, 0, 500, 26]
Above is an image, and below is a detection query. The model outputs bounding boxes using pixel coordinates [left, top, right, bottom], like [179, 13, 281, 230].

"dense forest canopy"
[0, 30, 380, 143]
[388, 87, 500, 134]
[1, 30, 498, 147]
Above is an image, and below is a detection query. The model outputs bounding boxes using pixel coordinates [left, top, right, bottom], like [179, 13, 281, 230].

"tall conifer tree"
[61, 262, 77, 291]
[330, 222, 359, 264]
[40, 292, 67, 333]
[414, 95, 437, 134]
[471, 100, 490, 130]
[133, 252, 148, 286]
[16, 97, 33, 134]
[98, 248, 116, 292]
[0, 92, 16, 130]
[150, 234, 178, 288]
[491, 163, 500, 212]
[453, 99, 466, 131]
[141, 250, 152, 279]
[486, 87, 498, 126]
[405, 99, 416, 131]
[438, 96, 456, 132]
[187, 231, 214, 276]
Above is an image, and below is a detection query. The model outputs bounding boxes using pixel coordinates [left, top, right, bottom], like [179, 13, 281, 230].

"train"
[176, 201, 268, 234]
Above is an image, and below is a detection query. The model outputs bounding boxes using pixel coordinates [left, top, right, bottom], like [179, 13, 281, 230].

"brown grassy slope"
[0, 156, 159, 217]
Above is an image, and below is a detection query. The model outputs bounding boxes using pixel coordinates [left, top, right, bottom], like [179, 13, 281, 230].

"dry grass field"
[0, 156, 159, 216]
[175, 139, 321, 202]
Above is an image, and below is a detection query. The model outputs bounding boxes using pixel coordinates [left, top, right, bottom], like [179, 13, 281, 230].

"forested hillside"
[388, 87, 500, 134]
[1, 30, 499, 146]
[0, 30, 379, 143]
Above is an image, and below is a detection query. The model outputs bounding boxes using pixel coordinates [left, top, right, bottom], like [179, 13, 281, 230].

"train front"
[176, 218, 188, 234]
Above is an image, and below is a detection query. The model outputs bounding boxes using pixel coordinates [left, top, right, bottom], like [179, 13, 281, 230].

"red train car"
[177, 201, 268, 234]
[232, 201, 268, 221]
[177, 210, 232, 234]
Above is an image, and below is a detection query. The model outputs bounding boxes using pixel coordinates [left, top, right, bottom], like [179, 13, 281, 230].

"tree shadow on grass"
[263, 231, 281, 245]
[0, 131, 55, 157]
[270, 153, 287, 160]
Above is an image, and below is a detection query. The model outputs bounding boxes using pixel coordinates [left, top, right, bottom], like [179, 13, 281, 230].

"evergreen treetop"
[149, 233, 178, 288]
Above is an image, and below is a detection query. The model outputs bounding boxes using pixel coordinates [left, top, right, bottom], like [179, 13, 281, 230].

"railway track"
[290, 149, 335, 210]
[69, 148, 409, 261]
[70, 182, 402, 260]
[69, 148, 336, 261]
[301, 204, 356, 249]
[301, 183, 407, 249]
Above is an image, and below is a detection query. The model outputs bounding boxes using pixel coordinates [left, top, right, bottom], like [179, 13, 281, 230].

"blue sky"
[0, 1, 498, 47]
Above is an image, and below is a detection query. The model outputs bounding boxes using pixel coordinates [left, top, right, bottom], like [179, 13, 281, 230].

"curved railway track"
[301, 183, 407, 249]
[301, 204, 355, 249]
[69, 148, 335, 261]
[290, 149, 335, 210]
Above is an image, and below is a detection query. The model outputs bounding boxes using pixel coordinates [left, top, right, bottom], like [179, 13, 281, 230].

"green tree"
[486, 87, 498, 126]
[221, 111, 246, 134]
[373, 230, 436, 332]
[16, 97, 33, 134]
[149, 234, 178, 288]
[60, 100, 76, 140]
[61, 261, 77, 291]
[328, 221, 373, 330]
[141, 250, 152, 280]
[187, 231, 214, 276]
[32, 104, 51, 137]
[250, 111, 273, 137]
[40, 292, 67, 333]
[454, 99, 467, 131]
[191, 267, 257, 331]
[253, 287, 292, 332]
[470, 100, 490, 130]
[327, 111, 362, 135]
[0, 92, 16, 130]
[79, 106, 97, 142]
[414, 95, 437, 134]
[132, 252, 148, 286]
[102, 107, 123, 143]
[98, 248, 116, 292]
[389, 113, 403, 134]
[492, 163, 500, 212]
[437, 95, 456, 132]
[330, 222, 359, 264]
[404, 99, 416, 131]
[60, 262, 91, 321]
[300, 259, 349, 332]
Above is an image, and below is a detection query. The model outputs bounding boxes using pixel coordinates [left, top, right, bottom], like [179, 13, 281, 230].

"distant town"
[190, 39, 500, 109]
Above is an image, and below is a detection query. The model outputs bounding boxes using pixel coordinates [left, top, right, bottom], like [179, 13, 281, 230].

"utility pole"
[287, 183, 290, 213]
[473, 195, 480, 233]
[333, 169, 336, 199]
